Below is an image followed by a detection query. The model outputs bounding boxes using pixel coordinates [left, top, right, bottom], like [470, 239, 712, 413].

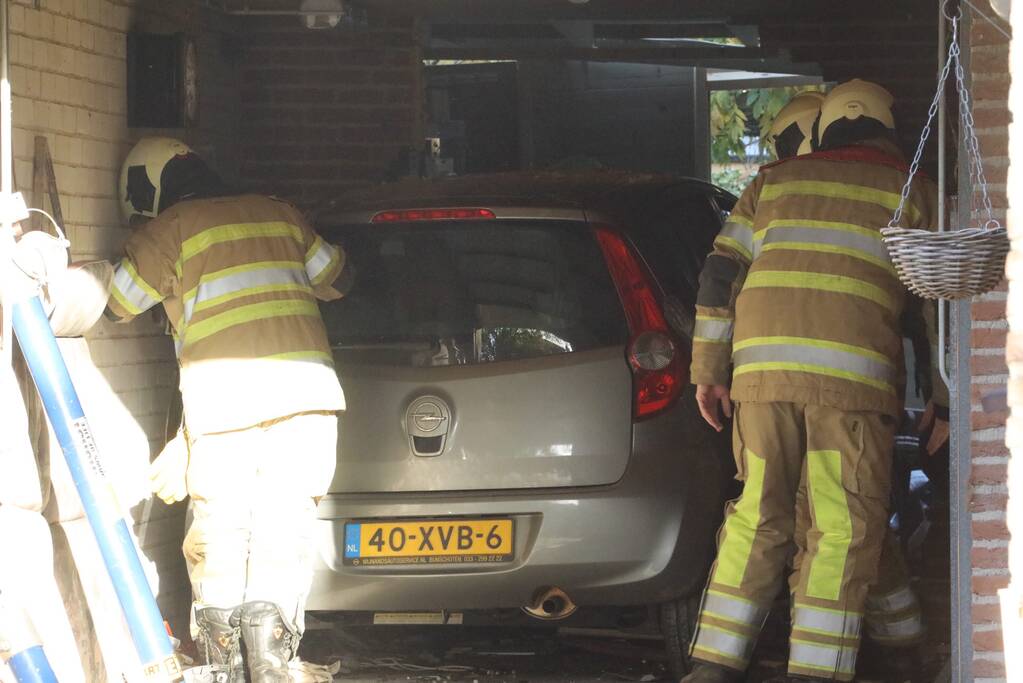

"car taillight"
[594, 227, 687, 420]
[371, 208, 496, 223]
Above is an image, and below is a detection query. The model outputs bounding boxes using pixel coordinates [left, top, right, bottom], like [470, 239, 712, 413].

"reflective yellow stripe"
[178, 222, 304, 266]
[109, 284, 142, 316]
[758, 180, 917, 222]
[757, 218, 884, 242]
[806, 450, 853, 601]
[732, 336, 891, 364]
[311, 244, 342, 286]
[716, 221, 755, 262]
[733, 361, 893, 392]
[183, 299, 321, 345]
[743, 270, 895, 312]
[691, 624, 756, 666]
[265, 350, 335, 363]
[760, 242, 897, 274]
[694, 315, 735, 344]
[121, 259, 162, 302]
[789, 638, 858, 676]
[728, 214, 754, 228]
[193, 283, 312, 314]
[184, 261, 305, 304]
[712, 449, 766, 587]
[715, 235, 752, 262]
[793, 604, 862, 639]
[703, 590, 769, 628]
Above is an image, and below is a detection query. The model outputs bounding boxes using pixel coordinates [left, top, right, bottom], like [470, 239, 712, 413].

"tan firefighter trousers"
[690, 401, 895, 681]
[182, 411, 338, 637]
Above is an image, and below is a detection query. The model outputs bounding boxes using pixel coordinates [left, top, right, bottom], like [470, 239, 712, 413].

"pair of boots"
[195, 601, 300, 682]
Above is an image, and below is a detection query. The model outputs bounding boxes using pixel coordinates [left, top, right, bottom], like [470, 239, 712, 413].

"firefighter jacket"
[691, 141, 939, 417]
[106, 194, 347, 435]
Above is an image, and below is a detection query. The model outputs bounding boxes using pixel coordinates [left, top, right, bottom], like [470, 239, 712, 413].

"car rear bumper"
[307, 393, 731, 612]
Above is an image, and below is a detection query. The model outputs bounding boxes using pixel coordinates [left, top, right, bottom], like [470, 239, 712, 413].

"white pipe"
[938, 2, 951, 389]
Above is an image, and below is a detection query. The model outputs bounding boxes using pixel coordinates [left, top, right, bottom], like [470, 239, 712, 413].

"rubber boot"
[234, 601, 300, 683]
[680, 662, 744, 683]
[195, 606, 245, 683]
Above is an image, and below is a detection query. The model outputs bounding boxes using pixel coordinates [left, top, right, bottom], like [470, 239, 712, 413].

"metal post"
[950, 6, 975, 680]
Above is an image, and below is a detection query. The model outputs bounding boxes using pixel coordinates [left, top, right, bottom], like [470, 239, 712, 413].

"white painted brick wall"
[7, 0, 220, 643]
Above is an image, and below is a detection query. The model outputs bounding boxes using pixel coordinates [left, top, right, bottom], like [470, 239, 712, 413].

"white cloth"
[0, 507, 86, 683]
[182, 412, 338, 636]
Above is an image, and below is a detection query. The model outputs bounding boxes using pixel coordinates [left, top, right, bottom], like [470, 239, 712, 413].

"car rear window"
[320, 219, 629, 367]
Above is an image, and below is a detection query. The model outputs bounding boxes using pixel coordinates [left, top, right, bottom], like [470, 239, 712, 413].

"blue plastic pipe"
[6, 646, 58, 683]
[11, 296, 182, 683]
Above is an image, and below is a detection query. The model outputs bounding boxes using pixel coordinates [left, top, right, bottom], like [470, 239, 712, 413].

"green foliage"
[710, 85, 824, 165]
[710, 167, 748, 197]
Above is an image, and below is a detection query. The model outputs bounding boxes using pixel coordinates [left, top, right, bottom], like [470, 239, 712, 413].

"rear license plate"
[343, 519, 514, 566]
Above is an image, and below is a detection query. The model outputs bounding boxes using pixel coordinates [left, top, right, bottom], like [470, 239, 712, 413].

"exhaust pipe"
[522, 586, 577, 620]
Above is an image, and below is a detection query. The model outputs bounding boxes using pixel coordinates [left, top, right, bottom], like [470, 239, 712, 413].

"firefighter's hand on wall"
[918, 400, 950, 457]
[150, 430, 189, 504]
[696, 384, 732, 432]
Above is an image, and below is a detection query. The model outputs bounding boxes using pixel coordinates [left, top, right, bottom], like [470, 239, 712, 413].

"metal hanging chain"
[888, 13, 1000, 231]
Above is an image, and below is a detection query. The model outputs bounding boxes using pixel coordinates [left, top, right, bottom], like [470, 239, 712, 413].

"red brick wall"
[235, 15, 421, 208]
[968, 9, 1012, 682]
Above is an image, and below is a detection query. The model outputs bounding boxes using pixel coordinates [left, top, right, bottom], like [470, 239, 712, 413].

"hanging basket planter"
[881, 5, 1009, 300]
[881, 224, 1008, 300]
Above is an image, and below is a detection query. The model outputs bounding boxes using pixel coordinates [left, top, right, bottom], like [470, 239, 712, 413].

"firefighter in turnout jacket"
[768, 90, 932, 656]
[106, 138, 351, 681]
[682, 80, 941, 682]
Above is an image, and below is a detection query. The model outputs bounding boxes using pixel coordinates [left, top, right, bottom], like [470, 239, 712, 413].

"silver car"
[308, 172, 736, 676]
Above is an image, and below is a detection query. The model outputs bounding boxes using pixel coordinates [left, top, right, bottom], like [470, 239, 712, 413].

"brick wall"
[7, 0, 236, 642]
[235, 14, 421, 208]
[967, 9, 1012, 682]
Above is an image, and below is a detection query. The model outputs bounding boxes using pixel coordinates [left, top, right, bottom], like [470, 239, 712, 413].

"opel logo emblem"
[406, 396, 452, 456]
[411, 401, 447, 433]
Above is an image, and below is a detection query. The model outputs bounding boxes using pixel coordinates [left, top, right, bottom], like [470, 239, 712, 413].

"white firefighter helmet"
[816, 79, 896, 148]
[767, 91, 825, 158]
[119, 137, 195, 223]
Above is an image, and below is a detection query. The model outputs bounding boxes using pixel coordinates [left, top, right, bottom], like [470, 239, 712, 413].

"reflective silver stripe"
[733, 341, 894, 387]
[111, 262, 161, 314]
[692, 623, 756, 665]
[716, 221, 754, 260]
[306, 237, 339, 284]
[793, 604, 862, 639]
[184, 266, 308, 323]
[789, 639, 858, 676]
[866, 612, 924, 641]
[754, 226, 892, 266]
[694, 317, 734, 344]
[866, 586, 918, 614]
[703, 591, 769, 628]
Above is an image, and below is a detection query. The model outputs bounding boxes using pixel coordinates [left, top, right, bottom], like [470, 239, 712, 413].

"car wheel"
[660, 590, 703, 680]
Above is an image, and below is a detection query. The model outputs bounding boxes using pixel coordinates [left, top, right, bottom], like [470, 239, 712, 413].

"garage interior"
[0, 0, 1016, 681]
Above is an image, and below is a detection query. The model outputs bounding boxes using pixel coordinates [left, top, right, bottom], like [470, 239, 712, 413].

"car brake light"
[594, 227, 687, 420]
[371, 208, 496, 223]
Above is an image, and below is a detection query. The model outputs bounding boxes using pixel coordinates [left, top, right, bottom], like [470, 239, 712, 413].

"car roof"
[314, 170, 729, 224]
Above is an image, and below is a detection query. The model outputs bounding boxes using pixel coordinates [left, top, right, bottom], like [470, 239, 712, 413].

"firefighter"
[106, 138, 351, 682]
[682, 80, 946, 682]
[767, 90, 935, 660]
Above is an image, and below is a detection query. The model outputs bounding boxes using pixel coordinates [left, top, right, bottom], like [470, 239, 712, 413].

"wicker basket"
[879, 12, 1009, 301]
[881, 225, 1008, 300]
